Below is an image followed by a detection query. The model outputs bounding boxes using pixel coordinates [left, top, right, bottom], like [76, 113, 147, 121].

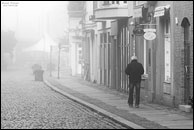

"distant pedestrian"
[125, 56, 144, 108]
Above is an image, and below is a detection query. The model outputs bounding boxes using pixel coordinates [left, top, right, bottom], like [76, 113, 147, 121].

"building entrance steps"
[44, 72, 193, 129]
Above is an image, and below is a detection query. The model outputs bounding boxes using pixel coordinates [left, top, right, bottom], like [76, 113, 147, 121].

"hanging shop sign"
[143, 28, 156, 40]
[144, 32, 156, 40]
[154, 5, 170, 17]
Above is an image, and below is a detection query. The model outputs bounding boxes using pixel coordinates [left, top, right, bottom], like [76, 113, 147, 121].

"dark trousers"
[128, 82, 141, 106]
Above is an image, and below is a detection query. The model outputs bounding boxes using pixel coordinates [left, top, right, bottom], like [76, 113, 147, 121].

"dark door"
[184, 33, 190, 104]
[182, 18, 190, 104]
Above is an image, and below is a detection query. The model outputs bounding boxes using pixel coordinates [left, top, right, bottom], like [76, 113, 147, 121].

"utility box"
[34, 70, 44, 81]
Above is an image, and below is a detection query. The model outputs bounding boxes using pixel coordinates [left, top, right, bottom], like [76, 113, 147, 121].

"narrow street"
[1, 70, 128, 129]
[1, 1, 193, 129]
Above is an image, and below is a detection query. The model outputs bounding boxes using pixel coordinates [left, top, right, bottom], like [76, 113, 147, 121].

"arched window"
[181, 17, 190, 42]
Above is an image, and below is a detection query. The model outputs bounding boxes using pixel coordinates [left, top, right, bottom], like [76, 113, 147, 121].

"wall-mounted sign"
[144, 32, 156, 40]
[143, 28, 156, 40]
[154, 5, 170, 17]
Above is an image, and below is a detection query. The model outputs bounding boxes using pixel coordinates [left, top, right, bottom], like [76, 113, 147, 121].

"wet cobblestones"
[1, 71, 128, 129]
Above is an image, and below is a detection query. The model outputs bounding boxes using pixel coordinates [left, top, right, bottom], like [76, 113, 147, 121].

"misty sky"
[1, 1, 69, 47]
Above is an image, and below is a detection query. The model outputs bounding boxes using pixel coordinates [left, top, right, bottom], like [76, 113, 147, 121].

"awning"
[154, 5, 170, 17]
[23, 33, 57, 52]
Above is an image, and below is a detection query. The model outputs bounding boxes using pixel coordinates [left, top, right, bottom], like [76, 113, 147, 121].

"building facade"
[81, 1, 98, 82]
[172, 1, 193, 106]
[68, 1, 84, 76]
[71, 1, 193, 108]
[129, 1, 193, 107]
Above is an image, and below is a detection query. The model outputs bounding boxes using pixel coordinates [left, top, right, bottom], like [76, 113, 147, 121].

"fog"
[1, 1, 70, 74]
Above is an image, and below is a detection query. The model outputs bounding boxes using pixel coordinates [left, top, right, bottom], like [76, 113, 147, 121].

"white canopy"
[23, 34, 57, 52]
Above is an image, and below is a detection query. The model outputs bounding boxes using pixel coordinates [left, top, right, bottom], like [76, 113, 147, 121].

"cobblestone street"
[1, 70, 128, 129]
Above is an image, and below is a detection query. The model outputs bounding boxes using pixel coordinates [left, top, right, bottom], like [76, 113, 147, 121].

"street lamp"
[57, 43, 62, 79]
[50, 45, 53, 77]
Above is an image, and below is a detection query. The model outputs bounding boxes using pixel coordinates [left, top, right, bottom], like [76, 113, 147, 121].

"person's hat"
[131, 55, 137, 61]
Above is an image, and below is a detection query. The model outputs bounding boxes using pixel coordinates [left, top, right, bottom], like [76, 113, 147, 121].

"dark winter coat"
[125, 60, 144, 83]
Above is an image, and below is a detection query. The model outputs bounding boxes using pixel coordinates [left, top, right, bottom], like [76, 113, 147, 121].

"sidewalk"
[44, 71, 193, 129]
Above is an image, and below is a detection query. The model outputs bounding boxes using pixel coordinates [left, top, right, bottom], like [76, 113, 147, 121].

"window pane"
[108, 32, 111, 43]
[164, 37, 171, 82]
[100, 33, 103, 43]
[104, 33, 107, 43]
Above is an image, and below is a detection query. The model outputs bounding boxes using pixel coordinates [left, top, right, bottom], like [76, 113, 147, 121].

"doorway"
[181, 18, 190, 104]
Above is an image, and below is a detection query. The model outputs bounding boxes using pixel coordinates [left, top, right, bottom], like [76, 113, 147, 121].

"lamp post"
[50, 45, 52, 77]
[57, 43, 61, 79]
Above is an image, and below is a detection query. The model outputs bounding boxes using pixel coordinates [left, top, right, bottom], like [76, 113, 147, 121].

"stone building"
[71, 1, 193, 107]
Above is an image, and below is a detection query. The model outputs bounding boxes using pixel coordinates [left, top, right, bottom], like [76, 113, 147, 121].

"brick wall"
[173, 1, 193, 105]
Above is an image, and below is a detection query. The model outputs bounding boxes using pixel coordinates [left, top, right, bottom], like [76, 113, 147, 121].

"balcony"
[94, 1, 130, 20]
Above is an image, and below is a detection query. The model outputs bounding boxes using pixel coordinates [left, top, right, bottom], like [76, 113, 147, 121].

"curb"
[44, 79, 145, 129]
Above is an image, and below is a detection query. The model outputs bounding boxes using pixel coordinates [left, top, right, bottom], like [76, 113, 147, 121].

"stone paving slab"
[44, 73, 193, 129]
[1, 70, 131, 129]
[44, 80, 144, 129]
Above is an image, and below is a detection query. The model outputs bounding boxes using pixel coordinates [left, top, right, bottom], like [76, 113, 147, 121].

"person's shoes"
[128, 104, 133, 108]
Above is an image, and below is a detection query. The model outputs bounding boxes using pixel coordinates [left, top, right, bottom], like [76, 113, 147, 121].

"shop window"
[108, 32, 111, 43]
[104, 33, 107, 43]
[164, 18, 171, 82]
[100, 33, 103, 43]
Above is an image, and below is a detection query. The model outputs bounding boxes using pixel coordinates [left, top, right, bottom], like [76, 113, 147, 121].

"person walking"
[125, 56, 144, 108]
